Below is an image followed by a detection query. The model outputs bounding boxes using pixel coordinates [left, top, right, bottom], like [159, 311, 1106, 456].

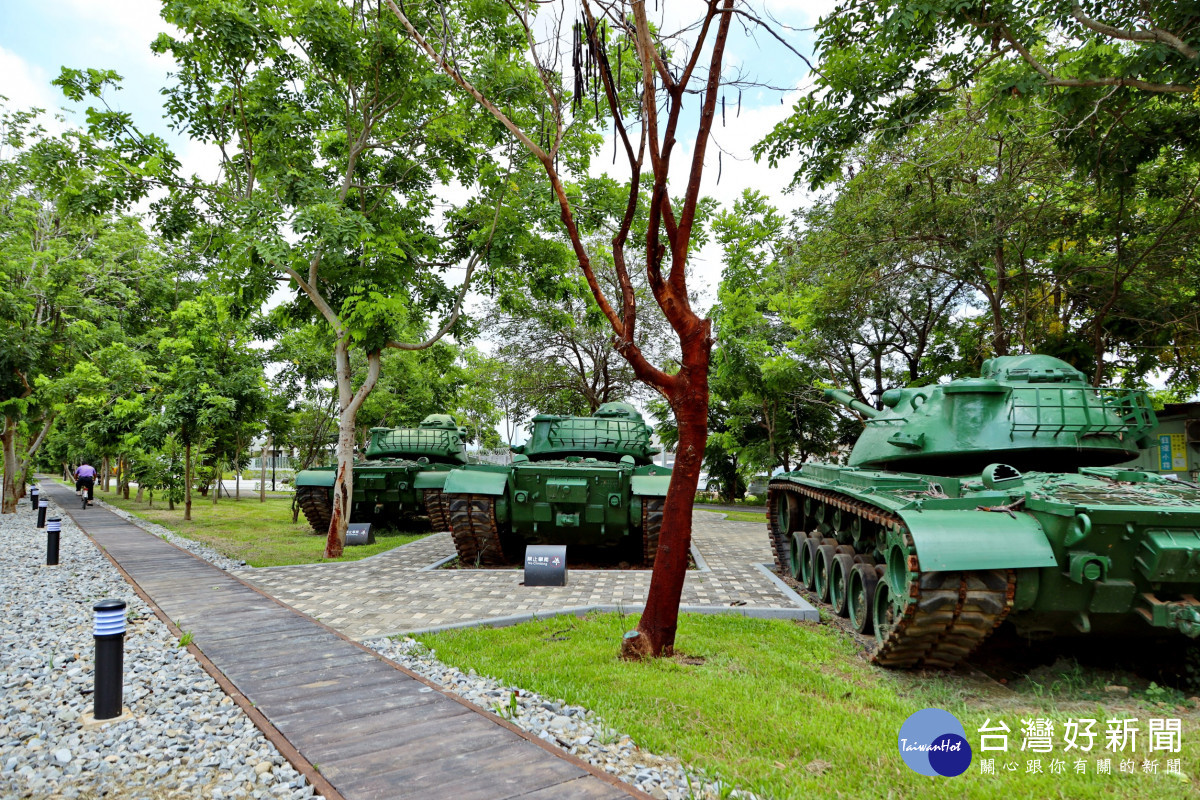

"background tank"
[440, 402, 671, 566]
[293, 414, 468, 534]
[767, 355, 1200, 669]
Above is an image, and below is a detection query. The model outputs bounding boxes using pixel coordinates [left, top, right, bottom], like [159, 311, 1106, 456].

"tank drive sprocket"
[296, 485, 332, 534]
[640, 496, 664, 567]
[768, 480, 1015, 669]
[422, 488, 451, 532]
[448, 494, 511, 567]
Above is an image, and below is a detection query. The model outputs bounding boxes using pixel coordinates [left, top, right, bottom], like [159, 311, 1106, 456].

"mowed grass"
[89, 484, 429, 567]
[703, 509, 769, 524]
[418, 612, 1200, 799]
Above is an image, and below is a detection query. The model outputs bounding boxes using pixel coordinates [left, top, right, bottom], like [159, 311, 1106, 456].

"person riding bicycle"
[75, 462, 97, 506]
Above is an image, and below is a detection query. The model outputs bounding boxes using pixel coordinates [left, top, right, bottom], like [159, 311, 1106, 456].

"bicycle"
[77, 477, 94, 509]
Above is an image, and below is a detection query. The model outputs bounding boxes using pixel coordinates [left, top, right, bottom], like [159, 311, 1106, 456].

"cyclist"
[75, 462, 97, 507]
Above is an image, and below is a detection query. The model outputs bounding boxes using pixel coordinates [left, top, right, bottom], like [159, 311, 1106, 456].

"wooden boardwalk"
[42, 483, 639, 800]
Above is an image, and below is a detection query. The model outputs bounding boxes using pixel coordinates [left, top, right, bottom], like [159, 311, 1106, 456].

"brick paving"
[236, 511, 816, 641]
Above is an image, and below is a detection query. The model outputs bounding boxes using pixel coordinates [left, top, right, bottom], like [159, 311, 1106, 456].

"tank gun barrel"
[824, 388, 880, 419]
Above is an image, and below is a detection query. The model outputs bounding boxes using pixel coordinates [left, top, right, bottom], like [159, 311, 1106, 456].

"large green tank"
[767, 354, 1200, 669]
[440, 402, 672, 566]
[293, 414, 468, 533]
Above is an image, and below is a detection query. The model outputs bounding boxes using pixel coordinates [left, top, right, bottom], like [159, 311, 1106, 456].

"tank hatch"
[827, 355, 1157, 476]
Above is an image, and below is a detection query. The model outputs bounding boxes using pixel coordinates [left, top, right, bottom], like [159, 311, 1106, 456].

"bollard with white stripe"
[45, 518, 61, 566]
[92, 599, 127, 720]
[36, 499, 48, 528]
[29, 486, 39, 511]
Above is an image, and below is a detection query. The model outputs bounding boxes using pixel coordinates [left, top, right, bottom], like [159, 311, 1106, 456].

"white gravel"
[0, 495, 322, 800]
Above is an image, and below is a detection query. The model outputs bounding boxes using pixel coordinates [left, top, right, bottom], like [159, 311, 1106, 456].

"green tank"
[767, 354, 1200, 669]
[294, 414, 468, 533]
[440, 402, 671, 566]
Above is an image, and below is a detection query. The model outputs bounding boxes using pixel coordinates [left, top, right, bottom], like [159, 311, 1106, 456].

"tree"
[782, 96, 1200, 388]
[390, 0, 742, 657]
[710, 191, 838, 474]
[153, 295, 265, 520]
[61, 1, 556, 555]
[483, 252, 680, 416]
[756, 1, 1200, 189]
[0, 104, 171, 512]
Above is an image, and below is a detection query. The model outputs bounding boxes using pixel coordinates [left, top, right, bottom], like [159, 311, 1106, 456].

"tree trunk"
[260, 442, 267, 503]
[102, 456, 110, 492]
[325, 342, 382, 559]
[135, 484, 144, 503]
[212, 464, 220, 505]
[325, 416, 357, 559]
[1, 418, 18, 514]
[184, 441, 193, 521]
[625, 362, 710, 658]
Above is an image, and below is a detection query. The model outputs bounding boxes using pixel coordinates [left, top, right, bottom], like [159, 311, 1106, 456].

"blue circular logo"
[898, 708, 972, 777]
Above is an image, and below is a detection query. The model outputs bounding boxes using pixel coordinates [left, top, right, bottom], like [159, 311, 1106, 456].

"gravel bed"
[0, 496, 322, 800]
[366, 636, 757, 800]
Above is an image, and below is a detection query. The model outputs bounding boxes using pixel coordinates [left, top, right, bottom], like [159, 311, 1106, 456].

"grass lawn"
[89, 484, 429, 567]
[702, 509, 768, 524]
[418, 612, 1199, 799]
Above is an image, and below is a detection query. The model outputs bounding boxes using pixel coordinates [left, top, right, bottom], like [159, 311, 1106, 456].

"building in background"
[1120, 403, 1200, 482]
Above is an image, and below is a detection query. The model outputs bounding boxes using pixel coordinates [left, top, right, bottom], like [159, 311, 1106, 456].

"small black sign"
[345, 523, 374, 546]
[524, 545, 567, 587]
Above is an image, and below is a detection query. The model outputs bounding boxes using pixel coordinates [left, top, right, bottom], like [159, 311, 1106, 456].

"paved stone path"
[236, 512, 816, 640]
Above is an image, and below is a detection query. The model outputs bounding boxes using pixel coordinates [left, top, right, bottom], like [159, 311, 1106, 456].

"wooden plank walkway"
[41, 482, 639, 800]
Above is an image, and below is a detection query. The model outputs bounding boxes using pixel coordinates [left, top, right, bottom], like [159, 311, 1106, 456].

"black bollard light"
[37, 499, 48, 528]
[29, 487, 39, 511]
[92, 599, 127, 720]
[46, 518, 61, 566]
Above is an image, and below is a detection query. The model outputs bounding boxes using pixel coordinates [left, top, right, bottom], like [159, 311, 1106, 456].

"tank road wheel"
[640, 496, 664, 567]
[447, 494, 512, 566]
[815, 544, 838, 602]
[787, 532, 808, 580]
[848, 563, 880, 634]
[421, 489, 451, 532]
[800, 537, 820, 591]
[296, 486, 333, 534]
[829, 553, 857, 618]
[872, 578, 896, 645]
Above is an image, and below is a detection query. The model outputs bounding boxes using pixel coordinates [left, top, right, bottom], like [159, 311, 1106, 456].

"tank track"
[422, 489, 451, 532]
[768, 480, 1015, 669]
[446, 494, 511, 566]
[296, 486, 332, 534]
[640, 496, 664, 567]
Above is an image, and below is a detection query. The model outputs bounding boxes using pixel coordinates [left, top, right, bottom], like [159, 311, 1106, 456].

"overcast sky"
[2, 1, 832, 298]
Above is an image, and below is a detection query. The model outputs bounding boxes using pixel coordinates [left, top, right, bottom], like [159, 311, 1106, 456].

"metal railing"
[1008, 387, 1155, 438]
[544, 418, 650, 449]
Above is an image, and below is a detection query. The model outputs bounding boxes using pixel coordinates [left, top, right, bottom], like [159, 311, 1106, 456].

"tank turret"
[364, 414, 468, 464]
[294, 413, 469, 535]
[513, 402, 660, 465]
[826, 355, 1157, 475]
